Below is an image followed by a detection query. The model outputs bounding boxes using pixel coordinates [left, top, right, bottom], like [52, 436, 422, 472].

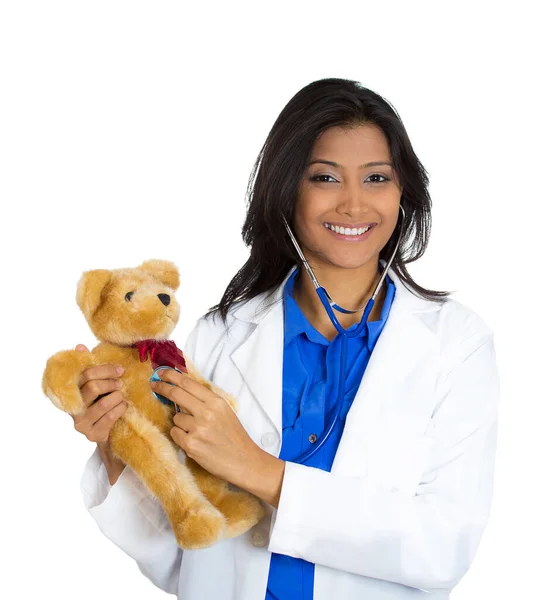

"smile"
[323, 222, 376, 241]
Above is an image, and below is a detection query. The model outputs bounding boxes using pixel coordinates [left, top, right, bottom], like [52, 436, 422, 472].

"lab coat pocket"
[367, 416, 435, 496]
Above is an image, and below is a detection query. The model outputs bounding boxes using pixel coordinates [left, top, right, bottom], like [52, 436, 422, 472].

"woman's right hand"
[71, 344, 127, 444]
[72, 344, 128, 484]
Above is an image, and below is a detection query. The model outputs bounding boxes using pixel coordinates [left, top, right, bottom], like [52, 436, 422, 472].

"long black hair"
[205, 77, 452, 323]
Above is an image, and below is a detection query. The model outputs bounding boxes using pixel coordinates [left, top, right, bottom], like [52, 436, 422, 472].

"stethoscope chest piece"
[150, 366, 183, 413]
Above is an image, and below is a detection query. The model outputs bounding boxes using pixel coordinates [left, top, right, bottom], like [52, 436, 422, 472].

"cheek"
[292, 197, 307, 240]
[293, 208, 318, 248]
[294, 191, 329, 232]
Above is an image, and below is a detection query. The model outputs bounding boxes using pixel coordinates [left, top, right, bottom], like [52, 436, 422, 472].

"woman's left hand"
[151, 369, 261, 484]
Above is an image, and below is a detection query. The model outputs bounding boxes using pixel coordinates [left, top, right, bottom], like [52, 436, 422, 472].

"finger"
[151, 381, 200, 415]
[170, 425, 188, 449]
[76, 344, 90, 352]
[88, 401, 128, 443]
[80, 377, 123, 408]
[73, 391, 126, 439]
[78, 364, 125, 389]
[85, 390, 127, 426]
[173, 412, 193, 433]
[156, 368, 185, 387]
[157, 369, 209, 403]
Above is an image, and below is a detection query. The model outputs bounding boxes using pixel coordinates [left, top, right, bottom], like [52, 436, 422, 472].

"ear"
[138, 259, 180, 291]
[76, 269, 112, 319]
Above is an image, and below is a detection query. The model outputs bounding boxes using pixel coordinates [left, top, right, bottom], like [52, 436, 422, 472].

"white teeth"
[324, 223, 372, 236]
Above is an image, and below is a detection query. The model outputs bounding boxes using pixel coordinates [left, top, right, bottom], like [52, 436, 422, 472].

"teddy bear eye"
[125, 291, 135, 302]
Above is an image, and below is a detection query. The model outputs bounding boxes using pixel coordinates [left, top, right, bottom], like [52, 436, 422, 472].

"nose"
[158, 293, 171, 306]
[339, 179, 367, 215]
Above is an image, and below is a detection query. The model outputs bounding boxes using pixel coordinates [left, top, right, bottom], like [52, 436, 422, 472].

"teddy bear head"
[76, 259, 181, 345]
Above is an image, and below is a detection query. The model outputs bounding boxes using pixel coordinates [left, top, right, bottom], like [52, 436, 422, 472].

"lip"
[325, 223, 376, 242]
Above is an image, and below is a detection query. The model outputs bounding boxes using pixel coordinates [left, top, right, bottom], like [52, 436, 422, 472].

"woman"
[73, 78, 500, 599]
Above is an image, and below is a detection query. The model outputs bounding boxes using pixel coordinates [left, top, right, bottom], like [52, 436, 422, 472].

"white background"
[1, 1, 545, 598]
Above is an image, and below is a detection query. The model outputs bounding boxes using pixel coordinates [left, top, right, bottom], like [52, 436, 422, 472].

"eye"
[310, 174, 338, 183]
[367, 173, 390, 184]
[309, 173, 391, 184]
[125, 291, 135, 302]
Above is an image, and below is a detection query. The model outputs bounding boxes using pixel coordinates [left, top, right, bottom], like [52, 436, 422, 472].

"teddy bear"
[42, 259, 264, 549]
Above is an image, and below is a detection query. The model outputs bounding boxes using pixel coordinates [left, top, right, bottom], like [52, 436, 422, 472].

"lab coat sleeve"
[268, 331, 500, 591]
[78, 318, 205, 594]
[80, 447, 182, 594]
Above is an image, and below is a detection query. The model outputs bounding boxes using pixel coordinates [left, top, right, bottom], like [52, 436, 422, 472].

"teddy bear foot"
[171, 502, 227, 550]
[218, 490, 265, 540]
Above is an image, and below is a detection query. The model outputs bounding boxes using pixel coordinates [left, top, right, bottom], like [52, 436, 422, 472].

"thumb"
[75, 344, 90, 353]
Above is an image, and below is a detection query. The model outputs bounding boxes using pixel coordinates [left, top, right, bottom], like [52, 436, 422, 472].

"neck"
[292, 259, 386, 336]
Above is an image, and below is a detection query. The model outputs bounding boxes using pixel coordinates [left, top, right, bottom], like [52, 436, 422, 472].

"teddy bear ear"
[76, 269, 112, 319]
[138, 259, 180, 291]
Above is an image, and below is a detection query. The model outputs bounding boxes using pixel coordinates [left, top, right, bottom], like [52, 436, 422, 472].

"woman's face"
[294, 123, 402, 271]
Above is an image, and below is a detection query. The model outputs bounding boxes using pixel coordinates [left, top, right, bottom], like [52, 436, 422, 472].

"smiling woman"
[76, 78, 500, 600]
[288, 124, 404, 334]
[205, 78, 451, 329]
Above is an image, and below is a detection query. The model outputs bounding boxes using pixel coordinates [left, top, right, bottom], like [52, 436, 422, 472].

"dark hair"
[205, 77, 452, 323]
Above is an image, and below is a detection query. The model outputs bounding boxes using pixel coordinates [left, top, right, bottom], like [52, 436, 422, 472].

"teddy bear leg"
[180, 358, 264, 537]
[110, 409, 227, 550]
[185, 457, 265, 539]
[42, 349, 96, 415]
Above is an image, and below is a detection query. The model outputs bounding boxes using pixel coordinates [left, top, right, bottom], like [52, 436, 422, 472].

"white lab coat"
[80, 261, 500, 599]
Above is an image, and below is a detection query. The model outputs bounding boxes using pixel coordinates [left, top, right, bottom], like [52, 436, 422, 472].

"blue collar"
[283, 266, 395, 349]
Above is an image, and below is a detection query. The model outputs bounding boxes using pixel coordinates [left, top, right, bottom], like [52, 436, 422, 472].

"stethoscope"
[280, 204, 405, 464]
[150, 367, 183, 412]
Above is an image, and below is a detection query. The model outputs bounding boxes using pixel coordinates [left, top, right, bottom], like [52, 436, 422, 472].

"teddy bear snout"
[158, 293, 171, 306]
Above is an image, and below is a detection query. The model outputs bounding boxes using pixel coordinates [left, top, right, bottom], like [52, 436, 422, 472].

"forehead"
[311, 124, 390, 162]
[110, 269, 159, 288]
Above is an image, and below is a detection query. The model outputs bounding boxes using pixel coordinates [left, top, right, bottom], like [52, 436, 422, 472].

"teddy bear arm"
[42, 349, 97, 415]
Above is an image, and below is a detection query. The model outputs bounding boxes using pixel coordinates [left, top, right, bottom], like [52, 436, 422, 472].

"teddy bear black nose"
[158, 293, 171, 306]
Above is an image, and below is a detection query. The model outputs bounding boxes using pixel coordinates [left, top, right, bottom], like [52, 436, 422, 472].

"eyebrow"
[306, 159, 393, 169]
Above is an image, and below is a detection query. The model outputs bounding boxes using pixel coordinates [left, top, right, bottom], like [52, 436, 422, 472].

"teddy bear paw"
[218, 490, 265, 539]
[42, 349, 93, 415]
[172, 503, 227, 550]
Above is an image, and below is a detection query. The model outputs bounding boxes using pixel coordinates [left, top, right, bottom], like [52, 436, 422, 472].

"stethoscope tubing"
[282, 206, 405, 464]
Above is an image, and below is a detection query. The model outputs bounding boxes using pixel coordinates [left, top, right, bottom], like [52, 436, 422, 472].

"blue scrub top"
[265, 266, 396, 600]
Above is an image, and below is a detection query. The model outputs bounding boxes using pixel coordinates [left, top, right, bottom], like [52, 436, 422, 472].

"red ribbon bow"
[134, 339, 187, 372]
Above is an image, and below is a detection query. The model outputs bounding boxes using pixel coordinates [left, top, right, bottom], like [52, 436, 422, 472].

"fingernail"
[116, 367, 125, 375]
[157, 370, 165, 377]
[115, 380, 122, 388]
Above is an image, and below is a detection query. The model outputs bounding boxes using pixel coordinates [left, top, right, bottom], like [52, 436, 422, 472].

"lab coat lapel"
[230, 263, 438, 446]
[230, 268, 296, 437]
[331, 279, 437, 474]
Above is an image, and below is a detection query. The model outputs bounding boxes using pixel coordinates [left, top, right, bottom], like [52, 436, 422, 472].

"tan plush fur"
[42, 259, 264, 549]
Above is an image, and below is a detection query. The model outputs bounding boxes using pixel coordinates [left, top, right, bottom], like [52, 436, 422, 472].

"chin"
[326, 252, 378, 270]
